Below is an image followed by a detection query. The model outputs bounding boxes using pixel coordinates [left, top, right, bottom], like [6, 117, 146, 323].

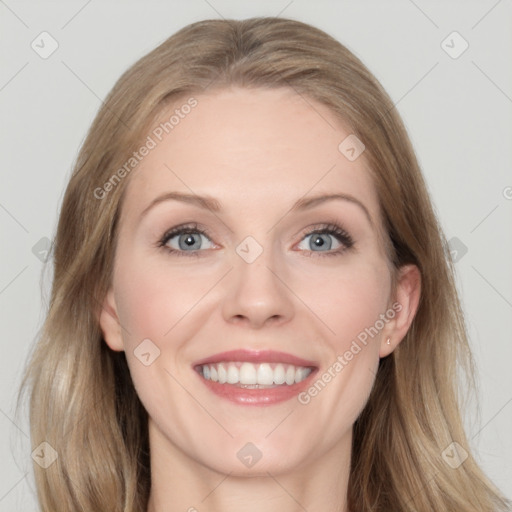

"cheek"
[291, 258, 391, 428]
[293, 256, 392, 346]
[111, 253, 208, 435]
[113, 253, 214, 346]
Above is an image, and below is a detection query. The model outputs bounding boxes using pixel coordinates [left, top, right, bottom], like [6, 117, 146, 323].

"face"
[100, 86, 419, 477]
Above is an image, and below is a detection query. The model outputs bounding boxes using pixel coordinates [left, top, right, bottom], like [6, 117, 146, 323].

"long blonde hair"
[19, 17, 510, 511]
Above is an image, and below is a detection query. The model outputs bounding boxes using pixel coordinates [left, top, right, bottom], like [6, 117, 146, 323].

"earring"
[386, 338, 391, 345]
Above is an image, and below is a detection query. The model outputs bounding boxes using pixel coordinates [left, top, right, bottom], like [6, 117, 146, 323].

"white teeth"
[239, 362, 257, 385]
[257, 363, 274, 385]
[273, 364, 286, 385]
[227, 365, 239, 384]
[199, 361, 312, 386]
[217, 363, 227, 384]
[286, 364, 296, 385]
[295, 367, 307, 383]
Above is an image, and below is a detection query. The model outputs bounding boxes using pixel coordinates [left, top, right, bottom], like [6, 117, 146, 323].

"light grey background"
[1, 1, 511, 510]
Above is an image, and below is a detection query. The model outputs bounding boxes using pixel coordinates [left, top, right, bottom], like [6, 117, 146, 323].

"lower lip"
[194, 368, 318, 406]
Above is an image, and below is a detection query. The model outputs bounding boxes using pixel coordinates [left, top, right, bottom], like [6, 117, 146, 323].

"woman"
[20, 17, 510, 512]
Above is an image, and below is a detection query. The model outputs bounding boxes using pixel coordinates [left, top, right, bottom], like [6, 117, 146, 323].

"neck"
[146, 421, 352, 512]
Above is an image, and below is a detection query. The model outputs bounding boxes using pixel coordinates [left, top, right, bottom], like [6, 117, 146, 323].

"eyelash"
[157, 221, 355, 258]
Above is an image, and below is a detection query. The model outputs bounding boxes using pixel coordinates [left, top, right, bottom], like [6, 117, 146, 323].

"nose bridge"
[221, 234, 295, 327]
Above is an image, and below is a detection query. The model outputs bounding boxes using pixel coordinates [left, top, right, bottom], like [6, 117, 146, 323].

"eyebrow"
[140, 191, 373, 226]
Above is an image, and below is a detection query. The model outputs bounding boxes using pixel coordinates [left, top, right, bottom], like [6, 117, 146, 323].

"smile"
[196, 361, 313, 387]
[192, 349, 318, 405]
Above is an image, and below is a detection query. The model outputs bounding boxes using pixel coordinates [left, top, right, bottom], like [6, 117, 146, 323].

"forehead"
[123, 86, 379, 221]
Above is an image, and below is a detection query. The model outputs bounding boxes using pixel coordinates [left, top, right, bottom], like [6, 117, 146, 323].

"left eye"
[297, 232, 342, 252]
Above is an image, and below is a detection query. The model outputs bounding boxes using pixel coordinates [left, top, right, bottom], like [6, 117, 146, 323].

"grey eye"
[166, 232, 214, 251]
[298, 233, 341, 252]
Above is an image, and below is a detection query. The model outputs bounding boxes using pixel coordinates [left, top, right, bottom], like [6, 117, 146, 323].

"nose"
[221, 245, 295, 329]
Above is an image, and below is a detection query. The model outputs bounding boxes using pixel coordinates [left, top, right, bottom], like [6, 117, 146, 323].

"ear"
[98, 288, 125, 352]
[379, 264, 421, 358]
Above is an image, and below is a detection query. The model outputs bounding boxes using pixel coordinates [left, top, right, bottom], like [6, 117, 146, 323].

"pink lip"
[192, 349, 318, 368]
[192, 349, 319, 406]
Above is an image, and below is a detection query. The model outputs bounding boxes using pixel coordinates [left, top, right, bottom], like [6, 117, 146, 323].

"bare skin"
[99, 86, 421, 512]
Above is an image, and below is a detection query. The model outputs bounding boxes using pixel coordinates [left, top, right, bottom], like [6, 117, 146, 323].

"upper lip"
[193, 349, 318, 368]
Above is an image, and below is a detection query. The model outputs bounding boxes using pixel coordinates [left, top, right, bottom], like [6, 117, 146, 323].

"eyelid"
[159, 222, 213, 240]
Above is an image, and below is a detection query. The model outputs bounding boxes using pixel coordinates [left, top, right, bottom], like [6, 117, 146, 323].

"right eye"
[158, 224, 216, 257]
